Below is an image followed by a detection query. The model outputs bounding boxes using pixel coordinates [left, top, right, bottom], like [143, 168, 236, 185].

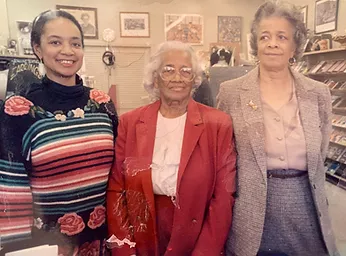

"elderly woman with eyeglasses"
[107, 41, 236, 256]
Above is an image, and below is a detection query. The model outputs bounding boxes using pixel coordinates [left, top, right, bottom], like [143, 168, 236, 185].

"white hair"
[143, 41, 203, 102]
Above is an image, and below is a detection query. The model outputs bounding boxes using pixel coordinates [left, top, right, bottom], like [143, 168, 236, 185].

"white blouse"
[151, 112, 187, 197]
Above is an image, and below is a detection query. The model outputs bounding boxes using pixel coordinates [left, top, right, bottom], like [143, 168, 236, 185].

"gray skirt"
[258, 169, 328, 256]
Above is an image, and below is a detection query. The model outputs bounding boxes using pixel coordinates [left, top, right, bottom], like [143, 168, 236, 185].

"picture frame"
[217, 16, 241, 43]
[314, 0, 339, 34]
[16, 21, 33, 55]
[164, 14, 203, 45]
[56, 5, 98, 39]
[119, 12, 150, 38]
[299, 6, 308, 27]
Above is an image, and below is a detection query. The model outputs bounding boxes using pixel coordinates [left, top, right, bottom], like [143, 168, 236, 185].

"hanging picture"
[164, 14, 203, 45]
[314, 0, 339, 34]
[217, 16, 241, 43]
[119, 12, 150, 38]
[299, 6, 308, 27]
[16, 21, 33, 55]
[56, 5, 98, 39]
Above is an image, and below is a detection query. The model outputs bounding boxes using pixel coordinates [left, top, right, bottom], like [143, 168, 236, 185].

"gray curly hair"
[143, 41, 203, 102]
[250, 1, 307, 60]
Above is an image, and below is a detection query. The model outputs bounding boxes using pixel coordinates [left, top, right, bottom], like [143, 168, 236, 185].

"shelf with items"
[300, 48, 346, 189]
[325, 157, 346, 190]
[303, 48, 346, 56]
[293, 59, 346, 78]
[326, 113, 346, 190]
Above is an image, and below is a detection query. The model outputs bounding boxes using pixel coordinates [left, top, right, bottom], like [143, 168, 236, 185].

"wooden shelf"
[303, 48, 346, 56]
[326, 171, 346, 192]
[332, 123, 346, 129]
[331, 89, 346, 96]
[329, 140, 346, 147]
[326, 171, 346, 182]
[333, 108, 346, 115]
[0, 54, 36, 59]
[307, 72, 346, 78]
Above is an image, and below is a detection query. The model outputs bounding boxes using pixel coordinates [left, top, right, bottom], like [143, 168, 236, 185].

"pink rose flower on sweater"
[58, 212, 85, 236]
[90, 89, 110, 104]
[88, 205, 106, 229]
[4, 96, 33, 116]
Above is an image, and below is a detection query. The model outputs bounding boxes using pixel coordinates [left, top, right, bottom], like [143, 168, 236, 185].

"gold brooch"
[247, 100, 258, 110]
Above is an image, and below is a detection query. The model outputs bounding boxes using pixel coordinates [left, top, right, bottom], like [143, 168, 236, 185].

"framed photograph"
[314, 0, 339, 34]
[16, 21, 33, 55]
[217, 16, 241, 43]
[56, 5, 98, 39]
[119, 12, 150, 38]
[299, 6, 308, 27]
[164, 14, 203, 45]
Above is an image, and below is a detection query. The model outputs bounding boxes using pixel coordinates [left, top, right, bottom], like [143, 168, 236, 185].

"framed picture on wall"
[217, 16, 241, 43]
[314, 0, 339, 34]
[56, 5, 98, 39]
[16, 21, 33, 55]
[299, 6, 308, 27]
[119, 12, 150, 38]
[164, 14, 203, 45]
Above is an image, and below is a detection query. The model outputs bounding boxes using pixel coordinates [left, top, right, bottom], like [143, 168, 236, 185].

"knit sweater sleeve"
[0, 96, 34, 245]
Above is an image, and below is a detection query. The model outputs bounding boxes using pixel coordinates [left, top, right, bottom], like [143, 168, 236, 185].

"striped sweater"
[0, 76, 118, 255]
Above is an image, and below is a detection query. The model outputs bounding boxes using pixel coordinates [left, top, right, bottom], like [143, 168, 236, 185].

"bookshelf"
[295, 47, 346, 190]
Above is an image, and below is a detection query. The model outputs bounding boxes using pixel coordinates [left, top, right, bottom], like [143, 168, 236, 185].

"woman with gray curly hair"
[107, 41, 236, 256]
[217, 1, 338, 256]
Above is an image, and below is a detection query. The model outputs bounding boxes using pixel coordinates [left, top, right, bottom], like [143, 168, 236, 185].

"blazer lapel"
[176, 100, 204, 201]
[240, 67, 267, 184]
[135, 101, 160, 228]
[293, 71, 320, 179]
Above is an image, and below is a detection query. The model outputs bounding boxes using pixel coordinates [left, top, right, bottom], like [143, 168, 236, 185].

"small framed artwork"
[119, 12, 150, 38]
[16, 21, 33, 55]
[217, 16, 241, 43]
[56, 5, 98, 39]
[314, 0, 339, 34]
[164, 14, 203, 45]
[299, 6, 308, 27]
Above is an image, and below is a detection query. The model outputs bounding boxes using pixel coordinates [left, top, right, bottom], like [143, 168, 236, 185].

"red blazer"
[107, 99, 236, 256]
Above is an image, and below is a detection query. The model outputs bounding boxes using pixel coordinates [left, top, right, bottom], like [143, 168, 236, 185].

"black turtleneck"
[26, 75, 91, 113]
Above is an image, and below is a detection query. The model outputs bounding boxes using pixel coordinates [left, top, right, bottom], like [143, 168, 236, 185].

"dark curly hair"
[250, 1, 307, 60]
[31, 10, 84, 60]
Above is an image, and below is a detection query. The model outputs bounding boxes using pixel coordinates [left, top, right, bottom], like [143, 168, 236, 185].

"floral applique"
[55, 113, 67, 121]
[72, 108, 85, 118]
[58, 212, 85, 236]
[79, 240, 100, 256]
[90, 89, 110, 104]
[85, 89, 112, 114]
[4, 96, 34, 116]
[88, 205, 106, 229]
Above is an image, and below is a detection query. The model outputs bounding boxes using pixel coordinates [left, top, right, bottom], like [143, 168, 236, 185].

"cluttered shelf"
[303, 46, 346, 190]
[303, 48, 346, 56]
[294, 59, 346, 77]
[326, 171, 346, 190]
[325, 156, 346, 190]
[326, 171, 346, 183]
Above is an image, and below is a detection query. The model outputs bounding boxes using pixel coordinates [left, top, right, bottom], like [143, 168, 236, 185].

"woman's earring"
[289, 57, 296, 66]
[38, 58, 45, 76]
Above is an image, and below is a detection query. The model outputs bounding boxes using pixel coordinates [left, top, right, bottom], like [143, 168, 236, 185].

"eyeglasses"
[159, 66, 195, 82]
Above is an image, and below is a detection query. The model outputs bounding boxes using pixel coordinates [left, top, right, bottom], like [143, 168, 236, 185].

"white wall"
[0, 0, 9, 46]
[5, 0, 264, 52]
[3, 0, 264, 113]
